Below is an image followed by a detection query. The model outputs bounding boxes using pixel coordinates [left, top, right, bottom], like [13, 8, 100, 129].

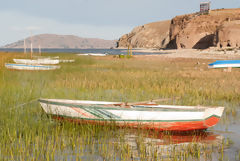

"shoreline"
[129, 48, 240, 60]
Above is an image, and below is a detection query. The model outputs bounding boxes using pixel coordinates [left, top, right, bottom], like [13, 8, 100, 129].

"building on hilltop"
[200, 2, 210, 13]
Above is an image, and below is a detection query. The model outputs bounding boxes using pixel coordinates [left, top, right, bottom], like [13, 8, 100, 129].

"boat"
[13, 58, 60, 65]
[208, 60, 240, 68]
[59, 59, 75, 63]
[38, 99, 224, 131]
[77, 53, 107, 56]
[32, 56, 60, 59]
[5, 63, 60, 71]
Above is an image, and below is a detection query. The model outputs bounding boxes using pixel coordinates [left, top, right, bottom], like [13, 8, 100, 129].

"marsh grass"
[0, 52, 239, 160]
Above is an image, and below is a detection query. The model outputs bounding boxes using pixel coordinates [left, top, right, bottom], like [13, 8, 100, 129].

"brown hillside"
[168, 8, 240, 49]
[117, 20, 171, 49]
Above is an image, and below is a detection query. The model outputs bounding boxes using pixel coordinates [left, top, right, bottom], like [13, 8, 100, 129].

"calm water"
[0, 48, 167, 55]
[212, 107, 240, 161]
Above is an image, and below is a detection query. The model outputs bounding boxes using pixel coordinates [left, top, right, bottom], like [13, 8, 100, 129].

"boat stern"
[203, 107, 224, 128]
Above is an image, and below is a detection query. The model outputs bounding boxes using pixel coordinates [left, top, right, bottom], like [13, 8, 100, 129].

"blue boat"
[208, 60, 240, 68]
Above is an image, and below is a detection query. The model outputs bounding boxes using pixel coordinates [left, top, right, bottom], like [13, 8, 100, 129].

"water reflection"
[115, 129, 224, 160]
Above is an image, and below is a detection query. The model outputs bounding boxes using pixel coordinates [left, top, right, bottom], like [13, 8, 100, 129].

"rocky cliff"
[4, 34, 116, 49]
[117, 8, 240, 49]
[168, 8, 240, 49]
[216, 20, 240, 48]
[117, 20, 170, 49]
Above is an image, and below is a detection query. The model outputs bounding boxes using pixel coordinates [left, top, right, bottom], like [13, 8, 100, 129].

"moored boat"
[38, 99, 224, 131]
[208, 60, 240, 68]
[32, 56, 60, 59]
[59, 59, 75, 63]
[77, 53, 107, 56]
[13, 58, 60, 65]
[5, 63, 60, 71]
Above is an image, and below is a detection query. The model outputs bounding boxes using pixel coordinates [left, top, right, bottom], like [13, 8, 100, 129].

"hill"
[117, 20, 170, 49]
[3, 34, 116, 49]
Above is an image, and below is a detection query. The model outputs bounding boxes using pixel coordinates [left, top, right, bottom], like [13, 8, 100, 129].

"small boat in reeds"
[5, 63, 60, 71]
[208, 60, 240, 68]
[39, 99, 224, 131]
[13, 58, 60, 65]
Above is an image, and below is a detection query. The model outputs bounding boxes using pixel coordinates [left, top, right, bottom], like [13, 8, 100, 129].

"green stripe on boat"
[97, 109, 121, 119]
[81, 107, 104, 119]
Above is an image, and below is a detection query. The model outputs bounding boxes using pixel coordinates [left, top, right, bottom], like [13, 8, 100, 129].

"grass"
[0, 51, 239, 160]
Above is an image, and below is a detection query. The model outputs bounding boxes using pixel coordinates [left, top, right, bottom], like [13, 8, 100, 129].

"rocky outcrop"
[168, 8, 240, 49]
[117, 8, 240, 50]
[216, 20, 240, 48]
[4, 34, 116, 49]
[117, 20, 171, 49]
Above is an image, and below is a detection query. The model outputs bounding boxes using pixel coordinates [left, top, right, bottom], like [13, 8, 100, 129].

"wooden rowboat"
[13, 58, 60, 65]
[38, 99, 224, 131]
[5, 63, 60, 71]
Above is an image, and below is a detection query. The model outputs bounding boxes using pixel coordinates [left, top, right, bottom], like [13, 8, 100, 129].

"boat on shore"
[13, 58, 60, 65]
[59, 59, 75, 63]
[32, 56, 60, 59]
[77, 53, 107, 56]
[5, 63, 60, 71]
[39, 99, 224, 131]
[208, 60, 240, 68]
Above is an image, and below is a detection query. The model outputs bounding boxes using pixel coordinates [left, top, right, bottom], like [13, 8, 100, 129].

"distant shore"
[127, 48, 240, 60]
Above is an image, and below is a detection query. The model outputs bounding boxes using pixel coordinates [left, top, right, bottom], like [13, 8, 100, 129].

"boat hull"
[208, 60, 240, 68]
[39, 99, 224, 131]
[77, 53, 107, 56]
[51, 115, 220, 131]
[5, 63, 60, 71]
[59, 59, 75, 63]
[13, 59, 59, 65]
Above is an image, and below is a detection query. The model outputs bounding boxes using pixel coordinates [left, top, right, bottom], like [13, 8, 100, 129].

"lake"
[0, 51, 240, 160]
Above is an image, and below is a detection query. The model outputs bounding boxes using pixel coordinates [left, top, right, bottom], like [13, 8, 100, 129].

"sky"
[0, 0, 239, 46]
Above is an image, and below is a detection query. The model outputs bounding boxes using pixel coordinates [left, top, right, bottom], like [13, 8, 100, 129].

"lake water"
[0, 48, 167, 55]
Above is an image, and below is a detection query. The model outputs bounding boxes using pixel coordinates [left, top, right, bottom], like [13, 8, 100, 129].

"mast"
[30, 31, 33, 58]
[39, 45, 41, 56]
[24, 39, 26, 54]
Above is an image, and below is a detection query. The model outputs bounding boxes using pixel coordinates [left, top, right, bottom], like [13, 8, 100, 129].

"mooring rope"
[8, 98, 39, 110]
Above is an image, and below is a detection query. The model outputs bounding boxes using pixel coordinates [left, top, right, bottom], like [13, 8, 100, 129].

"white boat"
[32, 56, 60, 59]
[39, 99, 224, 131]
[5, 63, 60, 71]
[13, 58, 60, 65]
[59, 59, 75, 63]
[77, 53, 107, 56]
[208, 60, 240, 68]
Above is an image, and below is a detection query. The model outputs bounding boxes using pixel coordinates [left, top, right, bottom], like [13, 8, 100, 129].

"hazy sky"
[0, 0, 239, 46]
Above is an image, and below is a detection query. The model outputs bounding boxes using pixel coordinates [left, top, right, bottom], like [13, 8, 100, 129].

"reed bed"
[0, 52, 239, 160]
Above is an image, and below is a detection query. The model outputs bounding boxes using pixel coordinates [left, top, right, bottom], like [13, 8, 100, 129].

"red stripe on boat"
[52, 115, 220, 131]
[71, 107, 96, 119]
